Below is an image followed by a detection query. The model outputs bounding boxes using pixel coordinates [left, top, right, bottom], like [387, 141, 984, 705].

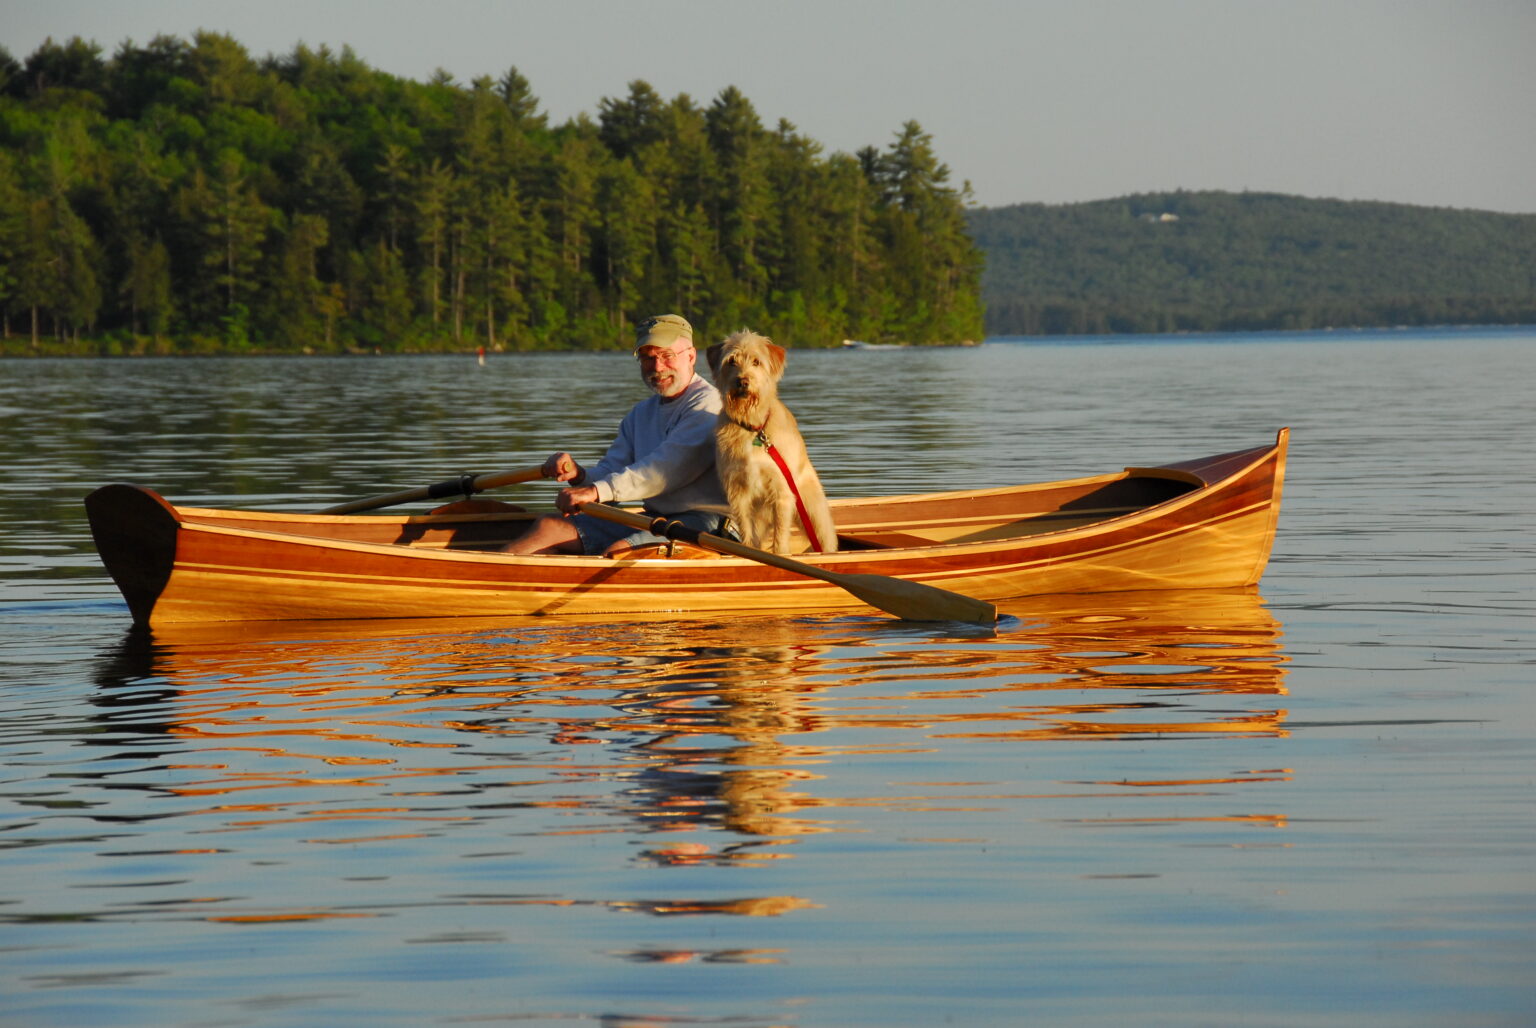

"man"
[506, 313, 729, 555]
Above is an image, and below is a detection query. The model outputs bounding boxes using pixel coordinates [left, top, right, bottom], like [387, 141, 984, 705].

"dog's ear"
[705, 342, 724, 378]
[767, 343, 787, 377]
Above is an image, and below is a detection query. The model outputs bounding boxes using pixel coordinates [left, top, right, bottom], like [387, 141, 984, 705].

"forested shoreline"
[0, 34, 983, 355]
[6, 36, 1532, 357]
[969, 192, 1536, 336]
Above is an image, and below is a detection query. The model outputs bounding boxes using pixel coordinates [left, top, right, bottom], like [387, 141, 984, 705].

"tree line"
[0, 34, 984, 354]
[968, 191, 1536, 335]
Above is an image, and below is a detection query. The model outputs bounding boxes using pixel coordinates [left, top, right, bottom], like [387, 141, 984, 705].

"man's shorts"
[571, 509, 728, 555]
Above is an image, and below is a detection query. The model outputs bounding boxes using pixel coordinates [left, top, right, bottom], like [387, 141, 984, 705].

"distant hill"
[966, 191, 1536, 335]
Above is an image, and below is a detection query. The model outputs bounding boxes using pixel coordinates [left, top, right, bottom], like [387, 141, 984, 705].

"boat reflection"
[90, 587, 1287, 914]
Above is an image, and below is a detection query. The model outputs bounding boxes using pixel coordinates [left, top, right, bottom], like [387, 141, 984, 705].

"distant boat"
[841, 339, 906, 350]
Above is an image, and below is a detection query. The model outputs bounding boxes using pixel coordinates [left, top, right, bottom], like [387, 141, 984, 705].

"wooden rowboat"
[85, 429, 1288, 626]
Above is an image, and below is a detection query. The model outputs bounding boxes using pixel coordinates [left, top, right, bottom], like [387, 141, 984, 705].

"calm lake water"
[2, 327, 1533, 1027]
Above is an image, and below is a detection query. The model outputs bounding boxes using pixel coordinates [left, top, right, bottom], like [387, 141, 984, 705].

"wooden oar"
[581, 502, 997, 625]
[317, 466, 546, 515]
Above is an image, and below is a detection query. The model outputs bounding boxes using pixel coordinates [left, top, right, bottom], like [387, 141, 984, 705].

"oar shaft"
[585, 503, 829, 578]
[581, 503, 997, 625]
[319, 466, 545, 515]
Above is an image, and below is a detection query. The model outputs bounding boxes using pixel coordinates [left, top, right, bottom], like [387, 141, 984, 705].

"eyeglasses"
[635, 347, 692, 365]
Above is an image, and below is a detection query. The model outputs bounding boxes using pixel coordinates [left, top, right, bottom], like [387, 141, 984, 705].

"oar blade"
[839, 573, 997, 625]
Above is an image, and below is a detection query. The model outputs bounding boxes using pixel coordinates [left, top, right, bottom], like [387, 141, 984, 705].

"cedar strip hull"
[85, 430, 1288, 626]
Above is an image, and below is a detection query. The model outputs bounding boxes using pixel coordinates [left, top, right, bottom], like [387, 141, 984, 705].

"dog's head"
[706, 330, 786, 406]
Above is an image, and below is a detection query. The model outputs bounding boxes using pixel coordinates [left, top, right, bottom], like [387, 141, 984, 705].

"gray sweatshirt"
[583, 374, 729, 515]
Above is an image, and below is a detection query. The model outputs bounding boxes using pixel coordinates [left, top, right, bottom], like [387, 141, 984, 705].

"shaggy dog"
[706, 330, 838, 554]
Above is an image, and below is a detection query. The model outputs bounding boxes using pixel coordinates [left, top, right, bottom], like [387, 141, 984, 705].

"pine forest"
[0, 34, 985, 354]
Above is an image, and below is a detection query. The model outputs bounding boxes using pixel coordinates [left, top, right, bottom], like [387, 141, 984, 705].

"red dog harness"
[744, 423, 828, 553]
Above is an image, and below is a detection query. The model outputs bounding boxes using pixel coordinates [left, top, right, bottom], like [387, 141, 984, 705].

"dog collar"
[730, 416, 772, 448]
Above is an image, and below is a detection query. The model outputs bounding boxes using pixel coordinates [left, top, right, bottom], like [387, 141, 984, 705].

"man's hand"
[543, 452, 582, 483]
[556, 485, 599, 515]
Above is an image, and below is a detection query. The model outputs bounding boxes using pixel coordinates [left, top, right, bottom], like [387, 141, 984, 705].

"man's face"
[636, 343, 696, 398]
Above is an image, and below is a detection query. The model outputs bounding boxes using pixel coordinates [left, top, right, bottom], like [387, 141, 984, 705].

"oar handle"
[318, 466, 546, 515]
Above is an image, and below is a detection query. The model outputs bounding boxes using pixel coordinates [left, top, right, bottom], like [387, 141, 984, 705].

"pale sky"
[5, 0, 1534, 213]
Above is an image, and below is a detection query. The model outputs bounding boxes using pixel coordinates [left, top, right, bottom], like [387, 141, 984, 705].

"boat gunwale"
[159, 431, 1287, 569]
[170, 466, 1142, 527]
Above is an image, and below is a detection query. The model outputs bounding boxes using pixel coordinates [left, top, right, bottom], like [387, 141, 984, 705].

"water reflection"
[84, 588, 1285, 922]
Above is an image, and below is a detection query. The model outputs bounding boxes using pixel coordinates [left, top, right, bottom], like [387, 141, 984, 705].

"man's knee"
[504, 514, 582, 555]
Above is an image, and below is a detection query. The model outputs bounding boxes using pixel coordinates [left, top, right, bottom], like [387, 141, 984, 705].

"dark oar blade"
[833, 572, 998, 625]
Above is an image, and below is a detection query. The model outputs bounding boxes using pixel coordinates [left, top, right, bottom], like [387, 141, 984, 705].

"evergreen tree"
[262, 211, 328, 347]
[497, 66, 544, 130]
[596, 158, 657, 329]
[597, 80, 666, 160]
[173, 148, 271, 341]
[705, 87, 772, 312]
[413, 159, 454, 334]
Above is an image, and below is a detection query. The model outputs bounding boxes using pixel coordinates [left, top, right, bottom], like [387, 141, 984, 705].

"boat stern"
[85, 484, 181, 626]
